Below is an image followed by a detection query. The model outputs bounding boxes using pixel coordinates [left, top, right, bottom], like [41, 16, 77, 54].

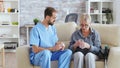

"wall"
[114, 0, 120, 24]
[20, 0, 85, 26]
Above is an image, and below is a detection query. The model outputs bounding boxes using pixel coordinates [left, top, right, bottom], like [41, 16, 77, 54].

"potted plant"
[33, 18, 39, 25]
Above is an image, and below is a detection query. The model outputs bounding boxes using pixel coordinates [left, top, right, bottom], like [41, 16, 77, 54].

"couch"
[16, 22, 120, 68]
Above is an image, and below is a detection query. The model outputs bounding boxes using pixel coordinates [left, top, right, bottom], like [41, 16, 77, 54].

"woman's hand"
[84, 42, 90, 49]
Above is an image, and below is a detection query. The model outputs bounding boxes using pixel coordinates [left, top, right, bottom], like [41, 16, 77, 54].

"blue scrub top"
[29, 22, 58, 64]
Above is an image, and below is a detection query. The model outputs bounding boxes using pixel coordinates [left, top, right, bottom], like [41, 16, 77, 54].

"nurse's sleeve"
[30, 27, 40, 46]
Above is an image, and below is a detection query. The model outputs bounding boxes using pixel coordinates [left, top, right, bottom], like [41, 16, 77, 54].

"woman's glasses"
[80, 24, 89, 28]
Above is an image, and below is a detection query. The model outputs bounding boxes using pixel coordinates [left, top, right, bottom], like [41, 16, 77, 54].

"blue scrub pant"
[32, 49, 72, 68]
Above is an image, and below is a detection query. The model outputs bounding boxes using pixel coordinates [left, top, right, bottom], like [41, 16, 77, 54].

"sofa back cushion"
[55, 23, 120, 48]
[91, 24, 120, 47]
[55, 22, 77, 41]
[54, 22, 77, 48]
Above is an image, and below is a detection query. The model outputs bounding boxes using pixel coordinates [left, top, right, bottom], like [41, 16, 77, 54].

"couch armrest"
[16, 46, 33, 68]
[107, 47, 120, 68]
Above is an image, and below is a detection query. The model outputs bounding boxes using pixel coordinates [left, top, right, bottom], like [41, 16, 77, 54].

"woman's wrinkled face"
[80, 20, 90, 32]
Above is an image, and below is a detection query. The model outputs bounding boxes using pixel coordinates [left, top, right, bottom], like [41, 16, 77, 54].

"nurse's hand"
[32, 45, 39, 53]
[53, 42, 62, 51]
[60, 42, 65, 51]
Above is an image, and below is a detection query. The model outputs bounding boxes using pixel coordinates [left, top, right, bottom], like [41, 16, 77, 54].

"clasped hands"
[53, 42, 65, 51]
[74, 39, 90, 49]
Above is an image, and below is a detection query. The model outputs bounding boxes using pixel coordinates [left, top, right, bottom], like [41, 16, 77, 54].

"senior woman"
[69, 14, 101, 68]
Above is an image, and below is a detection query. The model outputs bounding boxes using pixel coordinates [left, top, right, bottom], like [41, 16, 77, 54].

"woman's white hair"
[80, 13, 91, 23]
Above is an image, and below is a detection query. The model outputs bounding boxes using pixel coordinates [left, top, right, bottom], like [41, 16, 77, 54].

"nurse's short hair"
[44, 7, 57, 18]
